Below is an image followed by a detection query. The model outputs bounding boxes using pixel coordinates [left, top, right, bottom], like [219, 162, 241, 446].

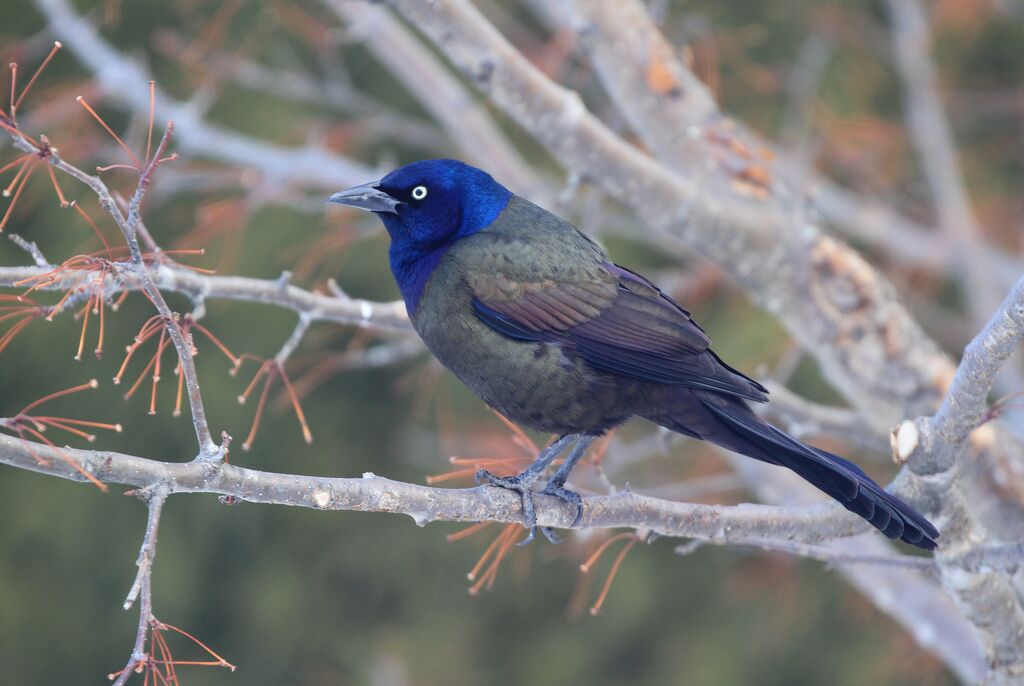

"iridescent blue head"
[327, 159, 512, 314]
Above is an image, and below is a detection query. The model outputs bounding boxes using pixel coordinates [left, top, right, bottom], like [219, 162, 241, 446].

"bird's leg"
[538, 434, 597, 542]
[475, 433, 578, 545]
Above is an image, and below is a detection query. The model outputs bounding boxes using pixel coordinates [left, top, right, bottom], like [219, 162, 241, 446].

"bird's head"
[327, 159, 512, 312]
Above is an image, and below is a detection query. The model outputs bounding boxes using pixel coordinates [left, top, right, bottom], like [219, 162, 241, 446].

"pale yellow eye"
[411, 185, 428, 200]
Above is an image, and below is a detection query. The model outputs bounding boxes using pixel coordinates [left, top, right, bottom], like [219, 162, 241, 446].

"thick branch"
[896, 275, 1024, 684]
[327, 0, 541, 198]
[885, 0, 1006, 326]
[0, 431, 873, 545]
[907, 275, 1024, 476]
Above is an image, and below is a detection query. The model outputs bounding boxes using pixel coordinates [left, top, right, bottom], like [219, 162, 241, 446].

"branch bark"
[0, 264, 412, 334]
[896, 275, 1024, 684]
[0, 431, 871, 544]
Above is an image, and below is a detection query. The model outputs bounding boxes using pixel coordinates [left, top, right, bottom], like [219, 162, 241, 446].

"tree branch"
[885, 0, 1006, 327]
[326, 0, 542, 199]
[895, 275, 1024, 684]
[0, 431, 872, 544]
[0, 263, 412, 333]
[33, 0, 376, 189]
[111, 487, 167, 686]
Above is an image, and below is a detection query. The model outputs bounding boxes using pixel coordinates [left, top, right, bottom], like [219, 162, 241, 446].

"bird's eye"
[411, 185, 428, 200]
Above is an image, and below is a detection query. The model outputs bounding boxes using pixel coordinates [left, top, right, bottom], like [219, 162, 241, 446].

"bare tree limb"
[905, 275, 1024, 476]
[553, 3, 1022, 680]
[757, 380, 889, 456]
[0, 431, 873, 545]
[0, 264, 412, 334]
[895, 275, 1024, 684]
[885, 0, 1006, 326]
[679, 537, 937, 572]
[726, 453, 986, 684]
[813, 180, 1024, 286]
[150, 29, 448, 152]
[33, 0, 376, 189]
[326, 0, 542, 198]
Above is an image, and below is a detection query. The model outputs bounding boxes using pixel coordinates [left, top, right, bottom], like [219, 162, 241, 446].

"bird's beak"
[326, 182, 401, 214]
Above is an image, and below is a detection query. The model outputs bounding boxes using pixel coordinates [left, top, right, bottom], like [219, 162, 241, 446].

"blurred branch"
[812, 180, 1024, 285]
[150, 30, 448, 152]
[757, 380, 889, 456]
[34, 0, 376, 189]
[537, 2, 1022, 680]
[885, 0, 1006, 326]
[534, 0, 1024, 289]
[326, 0, 543, 199]
[678, 537, 937, 572]
[778, 32, 835, 154]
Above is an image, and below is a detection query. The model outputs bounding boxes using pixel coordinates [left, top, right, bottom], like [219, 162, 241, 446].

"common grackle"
[328, 159, 938, 550]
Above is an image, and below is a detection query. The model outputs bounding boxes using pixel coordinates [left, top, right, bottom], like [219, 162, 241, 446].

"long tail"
[646, 392, 939, 550]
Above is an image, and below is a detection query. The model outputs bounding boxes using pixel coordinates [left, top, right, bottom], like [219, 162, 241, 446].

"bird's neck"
[389, 243, 451, 315]
[388, 190, 513, 315]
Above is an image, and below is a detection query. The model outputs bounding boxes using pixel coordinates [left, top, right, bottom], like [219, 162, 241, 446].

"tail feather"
[697, 399, 938, 550]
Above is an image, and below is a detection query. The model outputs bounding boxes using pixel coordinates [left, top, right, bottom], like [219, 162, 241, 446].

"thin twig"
[0, 264, 412, 333]
[112, 487, 167, 686]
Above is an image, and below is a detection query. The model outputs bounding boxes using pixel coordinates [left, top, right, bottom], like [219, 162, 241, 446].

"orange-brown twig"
[578, 532, 642, 616]
[108, 617, 235, 685]
[0, 379, 119, 490]
[0, 294, 46, 354]
[468, 524, 521, 595]
[234, 356, 313, 451]
[7, 42, 62, 123]
[114, 315, 236, 417]
[76, 95, 141, 170]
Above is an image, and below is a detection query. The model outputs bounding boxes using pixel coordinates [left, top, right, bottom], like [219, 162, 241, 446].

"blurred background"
[2, 0, 1023, 683]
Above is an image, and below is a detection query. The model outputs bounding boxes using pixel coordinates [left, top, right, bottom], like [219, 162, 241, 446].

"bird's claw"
[475, 468, 541, 544]
[541, 484, 584, 528]
[474, 468, 584, 545]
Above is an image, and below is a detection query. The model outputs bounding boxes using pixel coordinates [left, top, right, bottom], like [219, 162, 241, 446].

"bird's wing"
[467, 252, 768, 402]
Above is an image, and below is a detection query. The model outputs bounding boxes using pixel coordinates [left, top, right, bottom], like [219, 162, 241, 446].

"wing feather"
[468, 256, 768, 402]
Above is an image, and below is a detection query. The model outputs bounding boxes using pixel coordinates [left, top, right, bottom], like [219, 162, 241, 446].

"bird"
[327, 159, 939, 550]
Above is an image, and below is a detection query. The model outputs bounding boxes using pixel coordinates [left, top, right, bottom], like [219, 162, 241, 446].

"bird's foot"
[474, 469, 585, 545]
[474, 433, 592, 546]
[475, 468, 547, 545]
[536, 482, 583, 544]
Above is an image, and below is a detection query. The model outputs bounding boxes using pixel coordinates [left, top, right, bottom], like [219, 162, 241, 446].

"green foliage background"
[5, 0, 1021, 683]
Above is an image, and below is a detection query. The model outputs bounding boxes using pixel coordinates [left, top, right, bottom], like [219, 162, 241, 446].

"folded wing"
[469, 260, 768, 403]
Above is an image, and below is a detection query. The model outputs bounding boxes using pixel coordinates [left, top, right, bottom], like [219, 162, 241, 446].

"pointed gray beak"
[326, 182, 402, 214]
